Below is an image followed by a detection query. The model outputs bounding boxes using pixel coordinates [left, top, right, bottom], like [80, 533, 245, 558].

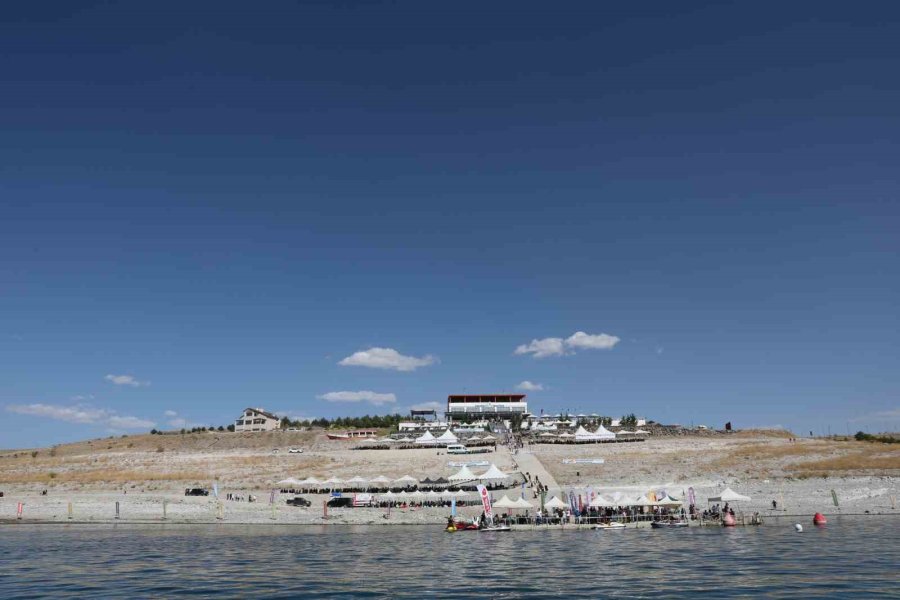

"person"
[447, 515, 454, 528]
[772, 499, 777, 510]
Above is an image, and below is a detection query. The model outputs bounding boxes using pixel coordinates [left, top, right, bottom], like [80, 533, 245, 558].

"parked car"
[326, 497, 354, 508]
[184, 488, 209, 496]
[288, 448, 303, 454]
[285, 496, 311, 507]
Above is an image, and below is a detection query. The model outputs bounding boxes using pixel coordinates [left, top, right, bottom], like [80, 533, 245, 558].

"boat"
[651, 520, 689, 528]
[592, 522, 626, 530]
[479, 525, 511, 532]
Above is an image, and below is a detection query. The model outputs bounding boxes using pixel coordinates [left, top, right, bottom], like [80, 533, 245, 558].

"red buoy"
[813, 512, 827, 525]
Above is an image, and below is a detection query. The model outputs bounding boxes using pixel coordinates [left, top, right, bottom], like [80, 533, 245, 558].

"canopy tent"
[409, 490, 425, 499]
[297, 477, 322, 486]
[492, 495, 517, 509]
[394, 475, 418, 485]
[396, 436, 415, 443]
[277, 477, 302, 486]
[557, 432, 575, 439]
[466, 435, 482, 442]
[616, 430, 635, 435]
[544, 496, 568, 509]
[414, 430, 437, 445]
[512, 497, 533, 509]
[539, 432, 557, 438]
[322, 476, 344, 486]
[426, 490, 441, 499]
[655, 495, 683, 507]
[478, 464, 511, 481]
[346, 476, 368, 484]
[380, 490, 395, 499]
[480, 434, 497, 441]
[452, 490, 470, 498]
[593, 424, 616, 440]
[589, 495, 615, 508]
[420, 477, 435, 485]
[708, 488, 751, 503]
[369, 475, 391, 485]
[634, 429, 650, 435]
[629, 494, 654, 507]
[448, 465, 478, 483]
[435, 430, 458, 444]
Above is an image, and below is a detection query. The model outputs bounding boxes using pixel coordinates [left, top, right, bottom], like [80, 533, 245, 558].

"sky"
[1, 1, 899, 447]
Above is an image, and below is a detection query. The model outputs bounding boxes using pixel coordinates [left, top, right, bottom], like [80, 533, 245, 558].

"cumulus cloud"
[338, 347, 437, 372]
[317, 390, 398, 406]
[515, 331, 620, 358]
[516, 381, 544, 391]
[514, 337, 565, 358]
[565, 331, 620, 350]
[6, 403, 155, 430]
[70, 394, 95, 401]
[163, 410, 178, 417]
[104, 374, 149, 387]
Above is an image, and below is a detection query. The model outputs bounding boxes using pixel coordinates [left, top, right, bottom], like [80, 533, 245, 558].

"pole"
[115, 501, 120, 520]
[162, 500, 168, 520]
[17, 502, 23, 520]
[323, 500, 328, 520]
[68, 502, 73, 520]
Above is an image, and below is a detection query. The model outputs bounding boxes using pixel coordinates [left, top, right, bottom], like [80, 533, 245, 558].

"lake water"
[1, 519, 898, 598]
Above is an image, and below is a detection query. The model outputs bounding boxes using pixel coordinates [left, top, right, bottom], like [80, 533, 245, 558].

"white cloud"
[167, 417, 188, 428]
[6, 403, 155, 430]
[317, 390, 398, 406]
[564, 331, 620, 350]
[516, 380, 544, 391]
[105, 374, 149, 387]
[338, 347, 437, 372]
[514, 337, 565, 358]
[70, 394, 95, 401]
[163, 410, 178, 417]
[515, 331, 621, 358]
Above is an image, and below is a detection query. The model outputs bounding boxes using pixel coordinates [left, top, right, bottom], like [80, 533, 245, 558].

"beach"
[1, 430, 897, 524]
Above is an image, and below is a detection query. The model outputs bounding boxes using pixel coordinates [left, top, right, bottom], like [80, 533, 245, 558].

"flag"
[688, 487, 696, 506]
[451, 497, 457, 517]
[477, 484, 493, 518]
[213, 482, 219, 499]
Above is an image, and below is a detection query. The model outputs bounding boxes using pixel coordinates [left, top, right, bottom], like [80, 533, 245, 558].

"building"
[446, 394, 528, 421]
[234, 407, 281, 432]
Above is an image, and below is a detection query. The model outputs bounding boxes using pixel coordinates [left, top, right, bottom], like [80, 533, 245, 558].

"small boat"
[592, 522, 626, 530]
[479, 525, 511, 532]
[651, 520, 689, 528]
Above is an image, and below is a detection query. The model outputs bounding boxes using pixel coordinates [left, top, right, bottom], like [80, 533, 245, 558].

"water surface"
[1, 519, 897, 598]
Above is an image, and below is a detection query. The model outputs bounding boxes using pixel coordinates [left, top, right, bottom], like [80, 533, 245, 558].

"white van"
[446, 444, 468, 454]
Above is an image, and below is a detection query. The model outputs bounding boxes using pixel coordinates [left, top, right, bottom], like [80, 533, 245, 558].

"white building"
[446, 394, 528, 421]
[234, 407, 281, 432]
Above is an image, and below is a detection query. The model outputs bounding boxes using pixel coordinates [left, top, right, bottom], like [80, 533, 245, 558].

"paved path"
[505, 446, 561, 496]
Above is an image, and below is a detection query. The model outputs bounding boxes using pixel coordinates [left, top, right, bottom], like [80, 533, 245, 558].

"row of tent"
[358, 431, 498, 445]
[540, 488, 752, 510]
[536, 426, 650, 439]
[276, 463, 512, 488]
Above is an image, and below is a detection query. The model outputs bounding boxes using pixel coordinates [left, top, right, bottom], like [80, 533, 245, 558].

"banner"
[688, 487, 696, 506]
[477, 485, 493, 518]
[568, 490, 577, 514]
[213, 482, 219, 499]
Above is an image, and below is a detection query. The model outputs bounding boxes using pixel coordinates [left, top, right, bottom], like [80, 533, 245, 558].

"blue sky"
[2, 1, 898, 447]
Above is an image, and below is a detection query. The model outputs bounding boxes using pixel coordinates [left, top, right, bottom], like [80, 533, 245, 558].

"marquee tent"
[277, 477, 302, 486]
[298, 477, 322, 486]
[435, 430, 458, 444]
[492, 495, 517, 509]
[448, 465, 478, 483]
[369, 475, 391, 485]
[544, 496, 567, 509]
[415, 430, 437, 445]
[394, 475, 418, 485]
[512, 497, 533, 509]
[478, 464, 510, 481]
[593, 424, 616, 440]
[708, 488, 751, 503]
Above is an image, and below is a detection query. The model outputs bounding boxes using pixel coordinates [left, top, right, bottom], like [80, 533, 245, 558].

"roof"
[447, 394, 526, 402]
[242, 407, 280, 420]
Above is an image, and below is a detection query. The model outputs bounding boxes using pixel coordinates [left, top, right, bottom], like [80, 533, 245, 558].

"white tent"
[629, 494, 654, 507]
[394, 475, 418, 485]
[369, 475, 391, 485]
[441, 490, 456, 499]
[539, 432, 557, 438]
[415, 430, 437, 445]
[655, 494, 683, 507]
[409, 490, 425, 499]
[346, 476, 368, 485]
[544, 496, 567, 509]
[397, 436, 415, 443]
[322, 476, 344, 485]
[593, 424, 616, 440]
[380, 490, 395, 499]
[397, 490, 409, 499]
[448, 465, 478, 483]
[634, 429, 650, 435]
[426, 490, 441, 499]
[277, 477, 301, 486]
[616, 430, 635, 435]
[435, 430, 458, 444]
[574, 425, 593, 439]
[453, 490, 470, 498]
[558, 432, 574, 439]
[478, 464, 510, 481]
[512, 497, 533, 509]
[708, 487, 751, 503]
[297, 476, 322, 486]
[589, 495, 615, 508]
[480, 434, 497, 441]
[467, 435, 482, 442]
[492, 495, 517, 509]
